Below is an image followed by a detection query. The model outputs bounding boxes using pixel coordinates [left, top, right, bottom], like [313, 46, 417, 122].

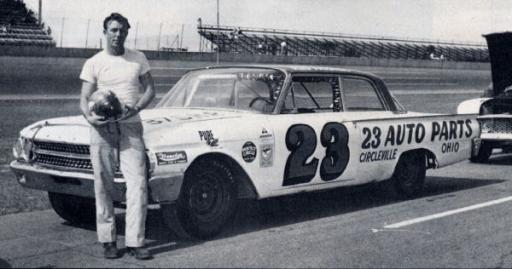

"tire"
[392, 151, 426, 199]
[161, 160, 238, 240]
[48, 192, 96, 224]
[470, 142, 492, 163]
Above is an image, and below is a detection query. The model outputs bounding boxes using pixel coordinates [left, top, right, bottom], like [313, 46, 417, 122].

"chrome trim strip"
[34, 149, 90, 159]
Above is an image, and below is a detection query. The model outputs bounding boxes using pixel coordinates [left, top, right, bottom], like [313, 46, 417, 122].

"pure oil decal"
[359, 119, 473, 162]
[198, 130, 219, 146]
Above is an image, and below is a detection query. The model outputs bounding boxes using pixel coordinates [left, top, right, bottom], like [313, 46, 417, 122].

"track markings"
[371, 228, 431, 235]
[384, 196, 512, 229]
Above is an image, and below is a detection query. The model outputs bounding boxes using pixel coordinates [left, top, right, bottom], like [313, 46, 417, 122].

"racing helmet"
[88, 90, 123, 119]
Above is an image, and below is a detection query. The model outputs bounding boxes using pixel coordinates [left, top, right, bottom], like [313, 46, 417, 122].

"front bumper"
[10, 160, 184, 203]
[481, 133, 512, 141]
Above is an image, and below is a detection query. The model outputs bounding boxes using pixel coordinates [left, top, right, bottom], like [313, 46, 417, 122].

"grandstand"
[198, 24, 489, 62]
[0, 0, 55, 47]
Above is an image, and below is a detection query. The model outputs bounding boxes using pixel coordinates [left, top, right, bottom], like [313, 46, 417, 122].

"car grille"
[479, 118, 512, 134]
[32, 141, 93, 172]
[34, 141, 90, 155]
[31, 141, 121, 176]
[35, 153, 93, 170]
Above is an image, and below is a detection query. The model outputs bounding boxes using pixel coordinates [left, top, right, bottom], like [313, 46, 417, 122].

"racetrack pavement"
[2, 154, 512, 268]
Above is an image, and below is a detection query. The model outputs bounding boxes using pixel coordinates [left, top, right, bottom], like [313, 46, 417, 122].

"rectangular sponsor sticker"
[156, 151, 187, 165]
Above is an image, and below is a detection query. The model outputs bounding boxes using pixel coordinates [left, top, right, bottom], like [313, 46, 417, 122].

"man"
[79, 13, 155, 260]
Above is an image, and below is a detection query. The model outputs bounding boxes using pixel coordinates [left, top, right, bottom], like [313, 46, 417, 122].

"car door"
[268, 73, 398, 196]
[266, 74, 355, 196]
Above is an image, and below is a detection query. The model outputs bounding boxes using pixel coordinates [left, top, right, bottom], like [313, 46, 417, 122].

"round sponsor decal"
[242, 141, 257, 162]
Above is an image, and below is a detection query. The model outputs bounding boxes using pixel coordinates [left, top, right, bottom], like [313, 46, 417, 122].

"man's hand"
[86, 112, 108, 126]
[116, 105, 139, 121]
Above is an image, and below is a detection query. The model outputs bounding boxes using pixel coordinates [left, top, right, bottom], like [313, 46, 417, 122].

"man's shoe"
[127, 247, 153, 260]
[102, 242, 119, 259]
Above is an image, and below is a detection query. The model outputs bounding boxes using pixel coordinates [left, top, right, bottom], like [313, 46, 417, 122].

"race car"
[11, 65, 479, 239]
[458, 32, 512, 162]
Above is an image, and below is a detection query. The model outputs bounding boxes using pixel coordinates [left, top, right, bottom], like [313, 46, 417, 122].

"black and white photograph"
[1, 0, 512, 267]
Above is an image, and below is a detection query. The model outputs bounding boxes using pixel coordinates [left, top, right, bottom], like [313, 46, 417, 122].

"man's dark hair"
[103, 13, 131, 30]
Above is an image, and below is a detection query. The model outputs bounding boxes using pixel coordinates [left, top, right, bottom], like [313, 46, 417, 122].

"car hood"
[484, 32, 512, 97]
[20, 108, 250, 145]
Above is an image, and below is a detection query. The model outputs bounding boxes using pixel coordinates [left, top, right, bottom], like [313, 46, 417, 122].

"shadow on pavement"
[61, 174, 504, 257]
[221, 175, 504, 239]
[0, 258, 12, 268]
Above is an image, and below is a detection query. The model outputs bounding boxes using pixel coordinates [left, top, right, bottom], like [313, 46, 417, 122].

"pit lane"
[2, 154, 512, 267]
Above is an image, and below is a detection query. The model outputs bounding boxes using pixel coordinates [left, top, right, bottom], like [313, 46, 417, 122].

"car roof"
[203, 64, 378, 78]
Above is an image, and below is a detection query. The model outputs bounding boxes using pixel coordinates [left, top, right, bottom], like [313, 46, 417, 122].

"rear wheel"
[48, 192, 96, 224]
[392, 151, 426, 199]
[161, 160, 238, 240]
[470, 142, 492, 163]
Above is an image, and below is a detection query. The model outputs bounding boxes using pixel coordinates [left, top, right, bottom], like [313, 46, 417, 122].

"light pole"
[157, 22, 163, 51]
[85, 19, 90, 48]
[134, 22, 139, 49]
[216, 0, 219, 64]
[59, 17, 64, 47]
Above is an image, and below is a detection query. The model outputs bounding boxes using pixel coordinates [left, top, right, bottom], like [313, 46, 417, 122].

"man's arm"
[80, 81, 107, 126]
[136, 71, 156, 110]
[121, 72, 156, 119]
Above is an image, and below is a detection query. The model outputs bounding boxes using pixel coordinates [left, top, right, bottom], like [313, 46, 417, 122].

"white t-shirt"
[80, 48, 150, 107]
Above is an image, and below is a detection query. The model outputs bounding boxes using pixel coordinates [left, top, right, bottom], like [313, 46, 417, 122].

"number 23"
[283, 122, 350, 186]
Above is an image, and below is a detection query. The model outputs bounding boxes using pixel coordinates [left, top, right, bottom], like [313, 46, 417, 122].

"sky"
[22, 0, 512, 51]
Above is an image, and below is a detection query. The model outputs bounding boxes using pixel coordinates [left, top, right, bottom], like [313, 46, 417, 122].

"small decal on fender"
[198, 130, 219, 146]
[242, 142, 257, 162]
[156, 151, 187, 165]
[260, 143, 274, 167]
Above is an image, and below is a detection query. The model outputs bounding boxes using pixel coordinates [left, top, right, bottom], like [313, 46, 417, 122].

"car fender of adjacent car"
[457, 98, 492, 115]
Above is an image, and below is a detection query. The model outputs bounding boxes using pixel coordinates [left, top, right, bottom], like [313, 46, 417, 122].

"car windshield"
[156, 68, 286, 113]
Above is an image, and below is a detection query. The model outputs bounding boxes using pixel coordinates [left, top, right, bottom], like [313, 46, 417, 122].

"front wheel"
[48, 192, 96, 224]
[161, 160, 238, 240]
[392, 151, 426, 199]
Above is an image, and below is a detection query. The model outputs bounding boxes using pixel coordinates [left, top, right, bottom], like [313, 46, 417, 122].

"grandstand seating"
[0, 0, 55, 47]
[198, 25, 489, 62]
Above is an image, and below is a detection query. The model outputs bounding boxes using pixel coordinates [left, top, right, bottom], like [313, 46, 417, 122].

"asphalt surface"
[2, 152, 512, 268]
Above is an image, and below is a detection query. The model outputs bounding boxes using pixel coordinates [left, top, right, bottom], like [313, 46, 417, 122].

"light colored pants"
[90, 121, 148, 247]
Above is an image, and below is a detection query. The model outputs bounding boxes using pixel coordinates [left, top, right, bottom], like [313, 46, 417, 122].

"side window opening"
[341, 77, 385, 111]
[282, 76, 341, 114]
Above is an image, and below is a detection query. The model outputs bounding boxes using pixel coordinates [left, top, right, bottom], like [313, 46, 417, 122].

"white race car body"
[11, 65, 479, 238]
[12, 108, 476, 202]
[12, 65, 478, 203]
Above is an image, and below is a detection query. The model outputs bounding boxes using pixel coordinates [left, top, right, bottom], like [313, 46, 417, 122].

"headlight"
[145, 149, 156, 175]
[479, 120, 490, 134]
[12, 137, 34, 162]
